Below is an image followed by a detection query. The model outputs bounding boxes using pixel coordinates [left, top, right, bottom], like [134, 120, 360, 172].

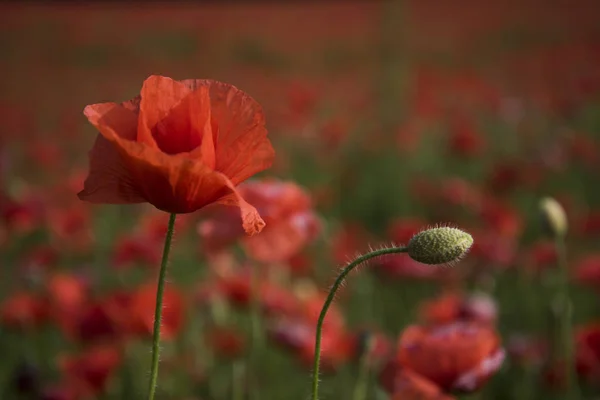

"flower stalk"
[147, 213, 177, 400]
[311, 226, 473, 400]
[311, 246, 408, 400]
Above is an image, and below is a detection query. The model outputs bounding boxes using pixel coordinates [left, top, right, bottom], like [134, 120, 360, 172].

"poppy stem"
[249, 263, 262, 400]
[232, 360, 245, 400]
[352, 335, 374, 400]
[311, 246, 407, 400]
[554, 236, 580, 399]
[147, 212, 177, 400]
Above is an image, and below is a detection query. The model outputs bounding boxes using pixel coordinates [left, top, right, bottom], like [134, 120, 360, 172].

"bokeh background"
[1, 1, 600, 399]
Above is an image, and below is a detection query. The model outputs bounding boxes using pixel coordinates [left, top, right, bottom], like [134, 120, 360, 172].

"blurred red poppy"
[216, 269, 300, 317]
[448, 114, 486, 158]
[59, 345, 121, 398]
[479, 199, 523, 239]
[419, 292, 498, 327]
[379, 359, 454, 399]
[468, 230, 517, 268]
[375, 254, 451, 280]
[130, 282, 185, 341]
[47, 273, 88, 315]
[330, 223, 373, 265]
[79, 75, 274, 235]
[388, 218, 425, 244]
[397, 322, 505, 393]
[0, 292, 47, 329]
[574, 323, 600, 383]
[112, 234, 161, 269]
[521, 240, 557, 274]
[268, 318, 353, 372]
[199, 180, 320, 263]
[206, 327, 245, 359]
[40, 384, 78, 400]
[574, 254, 600, 288]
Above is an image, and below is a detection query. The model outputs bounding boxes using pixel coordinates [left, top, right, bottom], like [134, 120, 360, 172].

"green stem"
[352, 336, 373, 400]
[554, 236, 579, 400]
[249, 263, 262, 400]
[232, 360, 244, 400]
[311, 246, 407, 400]
[147, 213, 177, 400]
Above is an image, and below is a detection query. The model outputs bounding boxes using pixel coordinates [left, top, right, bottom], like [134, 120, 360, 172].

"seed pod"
[407, 227, 473, 265]
[539, 197, 567, 238]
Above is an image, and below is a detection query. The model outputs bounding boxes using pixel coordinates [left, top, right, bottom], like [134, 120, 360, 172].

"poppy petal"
[79, 104, 145, 204]
[78, 134, 146, 204]
[181, 79, 274, 184]
[94, 125, 263, 225]
[153, 85, 215, 162]
[216, 182, 266, 235]
[138, 75, 192, 148]
[83, 103, 138, 140]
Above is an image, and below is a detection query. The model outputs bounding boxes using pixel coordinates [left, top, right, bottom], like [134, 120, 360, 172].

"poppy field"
[2, 2, 600, 399]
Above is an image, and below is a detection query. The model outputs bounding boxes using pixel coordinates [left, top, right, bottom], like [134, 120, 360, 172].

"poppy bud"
[539, 197, 567, 238]
[407, 227, 473, 265]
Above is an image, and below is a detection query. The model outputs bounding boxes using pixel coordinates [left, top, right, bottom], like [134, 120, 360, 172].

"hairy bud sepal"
[407, 226, 473, 265]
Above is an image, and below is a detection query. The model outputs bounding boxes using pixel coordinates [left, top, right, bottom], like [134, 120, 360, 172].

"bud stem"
[352, 336, 374, 400]
[554, 236, 580, 399]
[147, 213, 177, 400]
[249, 263, 262, 400]
[311, 246, 407, 400]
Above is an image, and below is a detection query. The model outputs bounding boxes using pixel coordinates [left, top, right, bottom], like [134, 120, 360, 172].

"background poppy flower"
[197, 179, 321, 262]
[79, 75, 274, 234]
[397, 322, 505, 393]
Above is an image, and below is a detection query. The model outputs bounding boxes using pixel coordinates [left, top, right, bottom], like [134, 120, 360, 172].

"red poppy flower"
[574, 323, 600, 383]
[206, 327, 245, 359]
[448, 114, 486, 158]
[577, 210, 600, 236]
[479, 199, 522, 239]
[46, 204, 93, 252]
[330, 223, 372, 265]
[216, 269, 300, 317]
[58, 345, 121, 398]
[397, 322, 505, 393]
[268, 318, 353, 372]
[393, 370, 454, 399]
[47, 273, 88, 314]
[65, 302, 119, 344]
[79, 75, 274, 235]
[468, 231, 517, 267]
[40, 384, 78, 400]
[574, 254, 600, 288]
[130, 282, 185, 341]
[379, 359, 454, 399]
[0, 292, 47, 329]
[375, 254, 450, 280]
[521, 240, 557, 274]
[389, 218, 426, 244]
[439, 178, 482, 209]
[198, 180, 320, 262]
[419, 293, 463, 325]
[419, 292, 497, 326]
[112, 234, 161, 269]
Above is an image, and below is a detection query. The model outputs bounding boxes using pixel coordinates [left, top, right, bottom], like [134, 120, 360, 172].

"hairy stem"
[311, 246, 407, 400]
[147, 213, 177, 400]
